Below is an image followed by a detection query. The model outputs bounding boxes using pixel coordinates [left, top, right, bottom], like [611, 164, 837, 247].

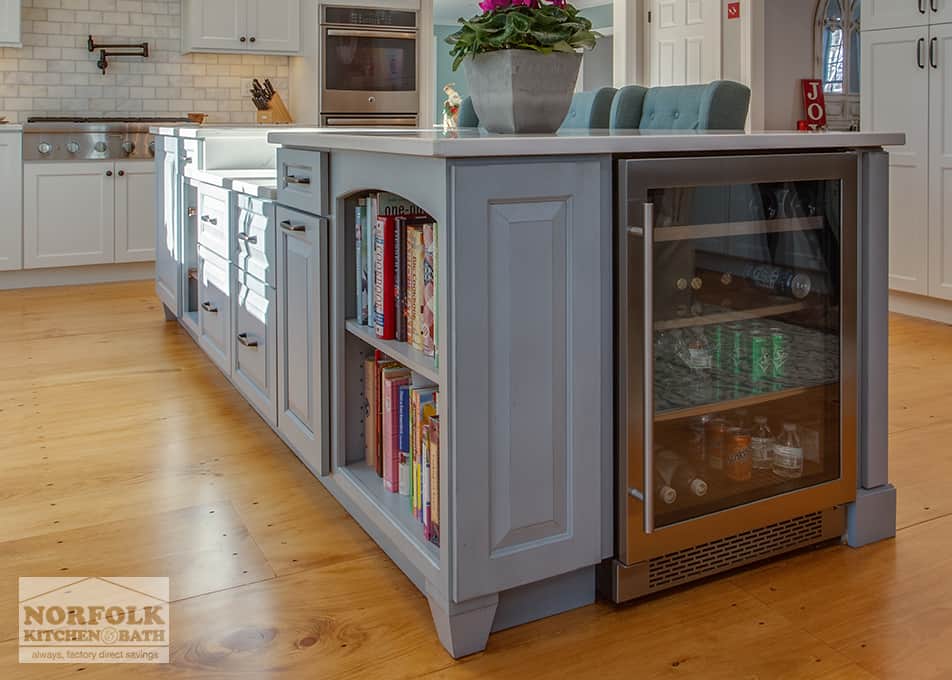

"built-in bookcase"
[331, 189, 445, 584]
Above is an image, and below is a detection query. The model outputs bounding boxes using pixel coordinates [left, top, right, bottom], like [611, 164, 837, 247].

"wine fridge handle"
[642, 201, 656, 535]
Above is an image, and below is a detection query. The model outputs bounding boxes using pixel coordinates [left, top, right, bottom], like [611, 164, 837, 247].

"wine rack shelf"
[654, 216, 825, 243]
[655, 301, 807, 331]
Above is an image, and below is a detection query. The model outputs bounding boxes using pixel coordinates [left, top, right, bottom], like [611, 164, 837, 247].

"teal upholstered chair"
[559, 87, 617, 130]
[457, 96, 480, 128]
[610, 80, 751, 131]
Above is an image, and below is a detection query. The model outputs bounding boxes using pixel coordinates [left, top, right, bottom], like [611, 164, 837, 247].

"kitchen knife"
[264, 79, 276, 98]
[253, 79, 265, 96]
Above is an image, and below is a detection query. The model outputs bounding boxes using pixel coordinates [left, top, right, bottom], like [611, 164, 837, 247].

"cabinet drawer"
[234, 194, 276, 287]
[277, 148, 327, 216]
[198, 245, 231, 375]
[232, 267, 278, 425]
[197, 183, 231, 259]
[181, 138, 203, 171]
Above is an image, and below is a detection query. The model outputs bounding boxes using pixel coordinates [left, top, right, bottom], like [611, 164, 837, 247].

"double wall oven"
[606, 153, 860, 602]
[320, 6, 419, 127]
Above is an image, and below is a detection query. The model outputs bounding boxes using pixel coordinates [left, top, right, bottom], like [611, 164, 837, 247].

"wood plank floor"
[1, 281, 950, 679]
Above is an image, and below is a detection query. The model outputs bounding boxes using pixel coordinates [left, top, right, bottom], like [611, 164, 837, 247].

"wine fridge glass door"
[620, 154, 858, 562]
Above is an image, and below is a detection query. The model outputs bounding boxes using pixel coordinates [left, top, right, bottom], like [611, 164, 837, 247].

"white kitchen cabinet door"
[862, 27, 931, 295]
[156, 138, 180, 316]
[24, 162, 116, 269]
[246, 0, 299, 53]
[863, 0, 929, 31]
[276, 206, 328, 475]
[0, 132, 21, 271]
[930, 23, 952, 299]
[0, 0, 20, 46]
[115, 161, 156, 263]
[232, 267, 278, 425]
[198, 246, 232, 376]
[935, 0, 952, 25]
[184, 0, 247, 52]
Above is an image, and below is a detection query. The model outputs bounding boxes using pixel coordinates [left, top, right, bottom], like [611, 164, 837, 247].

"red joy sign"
[802, 79, 827, 129]
[727, 2, 740, 19]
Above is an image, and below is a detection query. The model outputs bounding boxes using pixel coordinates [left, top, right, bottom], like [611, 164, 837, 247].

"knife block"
[256, 92, 293, 125]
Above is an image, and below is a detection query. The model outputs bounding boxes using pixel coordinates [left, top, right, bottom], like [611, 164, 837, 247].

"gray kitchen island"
[156, 126, 903, 658]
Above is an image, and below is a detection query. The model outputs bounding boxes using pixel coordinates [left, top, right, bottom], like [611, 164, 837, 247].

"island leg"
[426, 585, 498, 659]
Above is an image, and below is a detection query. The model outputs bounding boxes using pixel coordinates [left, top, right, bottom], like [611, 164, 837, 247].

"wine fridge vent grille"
[647, 512, 824, 589]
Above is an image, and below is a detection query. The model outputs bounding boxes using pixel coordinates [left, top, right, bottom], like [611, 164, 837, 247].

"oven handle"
[324, 117, 419, 127]
[325, 28, 417, 40]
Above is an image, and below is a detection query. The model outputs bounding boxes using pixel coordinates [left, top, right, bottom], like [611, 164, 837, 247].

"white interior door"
[115, 161, 156, 263]
[929, 23, 952, 300]
[649, 0, 721, 86]
[861, 27, 930, 295]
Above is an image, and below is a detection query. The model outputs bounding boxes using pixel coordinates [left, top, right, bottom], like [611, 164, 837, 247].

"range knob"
[94, 141, 108, 153]
[66, 141, 81, 154]
[37, 142, 53, 155]
[121, 141, 135, 155]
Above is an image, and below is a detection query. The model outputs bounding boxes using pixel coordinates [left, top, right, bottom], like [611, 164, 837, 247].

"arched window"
[815, 0, 862, 129]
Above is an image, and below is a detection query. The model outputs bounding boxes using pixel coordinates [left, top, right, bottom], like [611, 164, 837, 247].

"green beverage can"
[727, 323, 745, 399]
[770, 327, 788, 379]
[750, 332, 771, 392]
[708, 325, 724, 370]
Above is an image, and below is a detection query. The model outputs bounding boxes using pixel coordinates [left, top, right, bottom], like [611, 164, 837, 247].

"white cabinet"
[929, 22, 952, 299]
[24, 160, 155, 270]
[232, 266, 278, 424]
[115, 161, 156, 263]
[0, 0, 20, 46]
[864, 0, 952, 31]
[276, 206, 328, 474]
[0, 132, 21, 272]
[864, 19, 952, 302]
[24, 162, 116, 269]
[183, 0, 299, 54]
[198, 246, 232, 375]
[156, 137, 181, 316]
[862, 27, 931, 294]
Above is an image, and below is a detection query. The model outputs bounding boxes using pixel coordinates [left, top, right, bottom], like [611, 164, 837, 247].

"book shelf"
[345, 319, 439, 383]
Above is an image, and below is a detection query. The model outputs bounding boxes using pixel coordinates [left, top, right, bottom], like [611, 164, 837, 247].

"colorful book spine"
[394, 216, 408, 342]
[355, 200, 367, 325]
[378, 192, 426, 217]
[416, 389, 437, 519]
[422, 223, 436, 357]
[411, 225, 426, 352]
[406, 225, 419, 350]
[374, 215, 397, 339]
[363, 357, 376, 468]
[422, 422, 431, 540]
[374, 355, 399, 477]
[366, 194, 377, 330]
[428, 415, 440, 547]
[398, 385, 411, 496]
[381, 367, 410, 492]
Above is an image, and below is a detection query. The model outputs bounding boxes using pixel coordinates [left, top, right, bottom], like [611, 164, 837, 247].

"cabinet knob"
[249, 36, 256, 43]
[105, 170, 113, 177]
[240, 36, 247, 42]
[118, 170, 126, 177]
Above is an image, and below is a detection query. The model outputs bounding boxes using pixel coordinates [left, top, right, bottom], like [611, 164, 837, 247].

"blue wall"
[580, 3, 613, 30]
[435, 25, 469, 123]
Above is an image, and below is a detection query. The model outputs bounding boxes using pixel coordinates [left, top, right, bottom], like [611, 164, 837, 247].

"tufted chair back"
[559, 87, 618, 130]
[610, 80, 751, 131]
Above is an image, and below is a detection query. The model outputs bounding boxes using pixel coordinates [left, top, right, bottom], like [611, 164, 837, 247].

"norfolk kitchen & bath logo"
[18, 577, 170, 664]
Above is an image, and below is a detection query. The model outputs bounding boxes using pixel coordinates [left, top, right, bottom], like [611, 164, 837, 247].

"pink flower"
[478, 0, 510, 11]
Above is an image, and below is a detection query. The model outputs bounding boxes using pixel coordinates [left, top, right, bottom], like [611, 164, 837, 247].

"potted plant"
[446, 0, 598, 134]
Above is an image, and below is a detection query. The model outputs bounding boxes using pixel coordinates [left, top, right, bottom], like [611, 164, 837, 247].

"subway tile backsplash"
[1, 0, 291, 123]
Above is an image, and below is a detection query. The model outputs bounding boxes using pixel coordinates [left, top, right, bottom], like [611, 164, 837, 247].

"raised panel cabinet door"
[863, 0, 929, 31]
[24, 161, 116, 269]
[862, 27, 930, 294]
[929, 23, 952, 299]
[935, 0, 952, 25]
[276, 207, 328, 474]
[246, 0, 300, 53]
[156, 142, 180, 315]
[186, 0, 247, 50]
[232, 267, 278, 425]
[115, 161, 156, 263]
[0, 132, 22, 271]
[451, 159, 611, 602]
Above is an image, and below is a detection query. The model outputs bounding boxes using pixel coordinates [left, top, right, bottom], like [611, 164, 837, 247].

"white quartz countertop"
[150, 124, 301, 139]
[266, 128, 907, 158]
[184, 167, 277, 199]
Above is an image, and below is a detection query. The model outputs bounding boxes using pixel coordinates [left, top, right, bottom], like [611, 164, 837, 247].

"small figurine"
[442, 83, 462, 132]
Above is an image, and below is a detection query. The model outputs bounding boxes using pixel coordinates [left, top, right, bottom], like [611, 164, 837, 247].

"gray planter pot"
[463, 49, 582, 134]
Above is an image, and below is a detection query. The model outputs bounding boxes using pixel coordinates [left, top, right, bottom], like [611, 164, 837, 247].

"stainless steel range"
[23, 116, 192, 161]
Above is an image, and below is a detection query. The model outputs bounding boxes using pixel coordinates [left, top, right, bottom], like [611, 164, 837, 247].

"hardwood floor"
[1, 281, 950, 679]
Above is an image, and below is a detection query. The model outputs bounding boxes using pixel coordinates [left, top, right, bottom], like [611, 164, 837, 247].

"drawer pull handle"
[187, 207, 198, 218]
[285, 175, 311, 186]
[201, 301, 218, 313]
[184, 156, 193, 164]
[237, 333, 259, 348]
[237, 232, 258, 244]
[280, 220, 307, 232]
[201, 215, 218, 226]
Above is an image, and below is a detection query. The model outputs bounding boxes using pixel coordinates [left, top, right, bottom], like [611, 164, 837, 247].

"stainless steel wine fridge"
[605, 153, 859, 602]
